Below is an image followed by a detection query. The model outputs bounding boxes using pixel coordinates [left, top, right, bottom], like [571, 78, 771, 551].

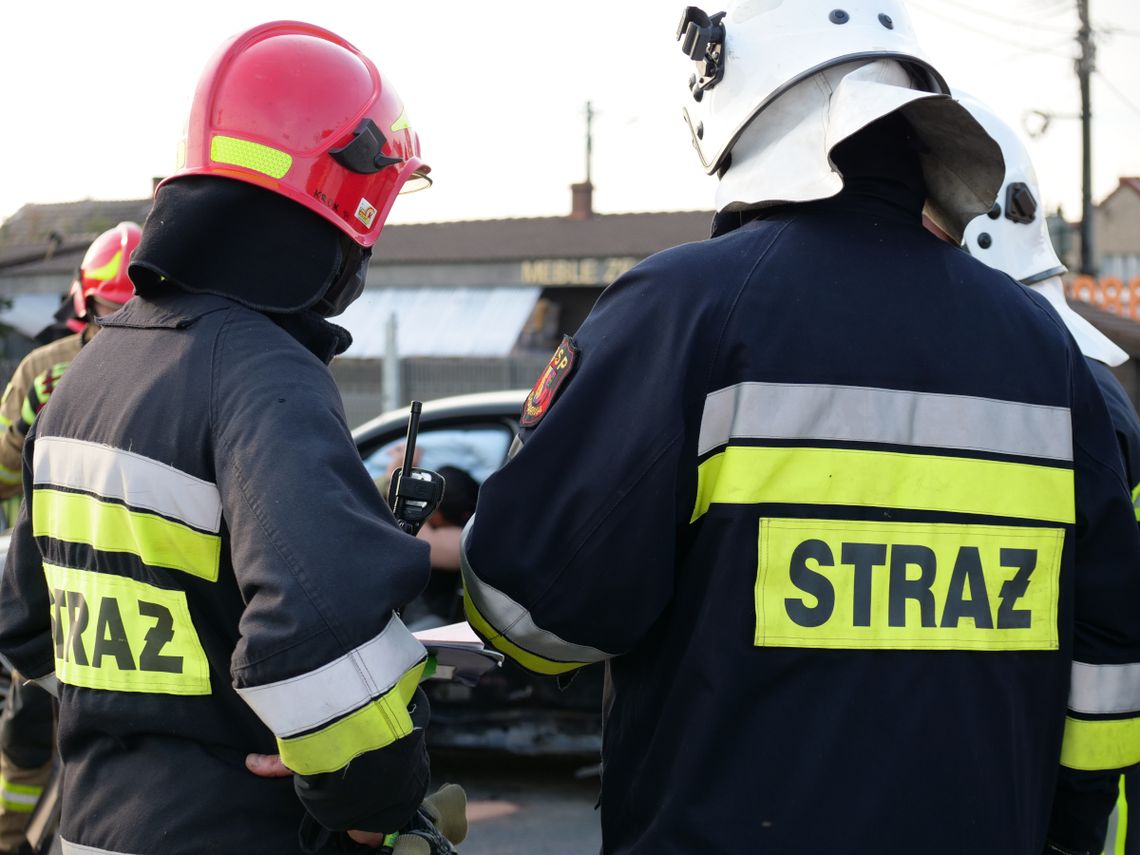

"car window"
[362, 425, 512, 485]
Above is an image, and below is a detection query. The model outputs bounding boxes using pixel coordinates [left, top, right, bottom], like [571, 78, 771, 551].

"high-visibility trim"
[0, 776, 41, 813]
[60, 840, 137, 855]
[1069, 662, 1140, 715]
[210, 135, 293, 180]
[462, 589, 587, 676]
[276, 662, 425, 776]
[44, 562, 211, 696]
[19, 397, 35, 430]
[33, 489, 221, 582]
[1111, 774, 1129, 855]
[755, 518, 1063, 651]
[391, 110, 411, 133]
[1060, 715, 1140, 771]
[83, 249, 123, 284]
[692, 446, 1075, 524]
[1132, 482, 1140, 523]
[698, 382, 1073, 461]
[459, 522, 606, 675]
[236, 615, 426, 738]
[0, 464, 21, 486]
[33, 436, 222, 534]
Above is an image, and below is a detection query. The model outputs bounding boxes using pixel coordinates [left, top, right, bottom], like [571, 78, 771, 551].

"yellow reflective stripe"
[0, 775, 42, 812]
[1132, 482, 1140, 523]
[210, 135, 293, 180]
[0, 800, 34, 813]
[33, 489, 220, 582]
[462, 588, 585, 676]
[44, 562, 210, 696]
[1060, 716, 1140, 770]
[0, 779, 42, 797]
[0, 465, 22, 486]
[755, 518, 1063, 651]
[693, 446, 1075, 524]
[19, 397, 34, 428]
[277, 662, 425, 776]
[1117, 774, 1129, 855]
[83, 249, 123, 283]
[390, 110, 411, 133]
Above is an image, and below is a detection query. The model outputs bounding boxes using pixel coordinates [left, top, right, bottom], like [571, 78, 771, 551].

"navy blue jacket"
[463, 182, 1140, 853]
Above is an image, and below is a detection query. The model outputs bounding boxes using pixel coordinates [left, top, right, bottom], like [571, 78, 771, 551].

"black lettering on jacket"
[785, 539, 835, 627]
[997, 548, 1036, 629]
[841, 542, 887, 627]
[888, 545, 936, 628]
[941, 546, 994, 629]
[138, 601, 183, 674]
[92, 597, 136, 671]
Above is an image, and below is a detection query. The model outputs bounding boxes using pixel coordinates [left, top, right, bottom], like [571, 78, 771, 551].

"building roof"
[0, 198, 152, 247]
[0, 196, 714, 275]
[372, 211, 714, 263]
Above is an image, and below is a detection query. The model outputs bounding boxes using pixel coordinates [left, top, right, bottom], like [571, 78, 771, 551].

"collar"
[97, 292, 352, 365]
[712, 178, 925, 240]
[97, 292, 239, 331]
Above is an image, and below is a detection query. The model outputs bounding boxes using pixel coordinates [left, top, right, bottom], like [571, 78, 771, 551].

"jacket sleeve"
[1047, 352, 1140, 853]
[0, 427, 56, 679]
[212, 315, 431, 833]
[0, 356, 39, 500]
[461, 255, 709, 674]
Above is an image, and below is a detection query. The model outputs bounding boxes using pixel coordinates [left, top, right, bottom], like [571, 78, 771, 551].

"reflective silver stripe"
[235, 614, 426, 738]
[460, 520, 611, 665]
[61, 840, 141, 855]
[697, 382, 1073, 461]
[33, 436, 221, 533]
[1069, 661, 1140, 715]
[0, 788, 39, 807]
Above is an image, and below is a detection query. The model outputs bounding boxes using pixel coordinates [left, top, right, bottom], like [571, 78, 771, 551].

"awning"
[0, 293, 66, 338]
[335, 287, 541, 358]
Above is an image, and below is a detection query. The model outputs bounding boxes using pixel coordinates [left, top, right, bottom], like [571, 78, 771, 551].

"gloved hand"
[391, 784, 468, 854]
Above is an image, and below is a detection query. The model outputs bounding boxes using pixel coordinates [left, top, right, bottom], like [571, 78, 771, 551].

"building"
[1096, 177, 1140, 281]
[0, 185, 713, 425]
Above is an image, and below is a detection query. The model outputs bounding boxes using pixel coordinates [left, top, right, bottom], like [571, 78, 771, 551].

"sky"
[0, 0, 1137, 226]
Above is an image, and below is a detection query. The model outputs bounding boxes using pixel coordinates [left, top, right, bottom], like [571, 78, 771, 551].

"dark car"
[353, 390, 604, 756]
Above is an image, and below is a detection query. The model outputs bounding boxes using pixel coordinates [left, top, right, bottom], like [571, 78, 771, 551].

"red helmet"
[74, 222, 142, 319]
[162, 21, 429, 248]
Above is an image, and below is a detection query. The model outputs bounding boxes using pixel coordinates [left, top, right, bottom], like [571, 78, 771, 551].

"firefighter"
[0, 222, 138, 854]
[460, 2, 1140, 852]
[957, 92, 1140, 855]
[0, 22, 438, 854]
[0, 223, 140, 514]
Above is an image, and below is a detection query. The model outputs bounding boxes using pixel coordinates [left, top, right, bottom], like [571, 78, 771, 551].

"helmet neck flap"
[130, 176, 369, 317]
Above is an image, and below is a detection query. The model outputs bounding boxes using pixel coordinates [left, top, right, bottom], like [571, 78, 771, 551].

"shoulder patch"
[520, 335, 579, 428]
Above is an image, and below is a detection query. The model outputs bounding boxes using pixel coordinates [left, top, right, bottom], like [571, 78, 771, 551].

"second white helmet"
[957, 92, 1066, 286]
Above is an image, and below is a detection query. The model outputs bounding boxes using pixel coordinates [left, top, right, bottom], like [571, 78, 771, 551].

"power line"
[910, 2, 1075, 56]
[1096, 70, 1140, 120]
[930, 0, 1073, 33]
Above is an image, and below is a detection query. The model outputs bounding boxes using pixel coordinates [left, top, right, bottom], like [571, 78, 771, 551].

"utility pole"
[1077, 0, 1096, 274]
[585, 100, 595, 186]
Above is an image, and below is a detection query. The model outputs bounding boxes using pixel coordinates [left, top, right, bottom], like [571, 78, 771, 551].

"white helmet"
[957, 92, 1065, 285]
[678, 0, 1005, 240]
[956, 91, 1127, 367]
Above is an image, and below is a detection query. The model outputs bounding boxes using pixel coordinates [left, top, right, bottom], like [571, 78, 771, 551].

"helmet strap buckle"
[677, 7, 727, 101]
[329, 118, 403, 174]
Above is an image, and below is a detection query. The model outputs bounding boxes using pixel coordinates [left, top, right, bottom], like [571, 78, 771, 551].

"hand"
[246, 755, 389, 849]
[245, 752, 291, 778]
